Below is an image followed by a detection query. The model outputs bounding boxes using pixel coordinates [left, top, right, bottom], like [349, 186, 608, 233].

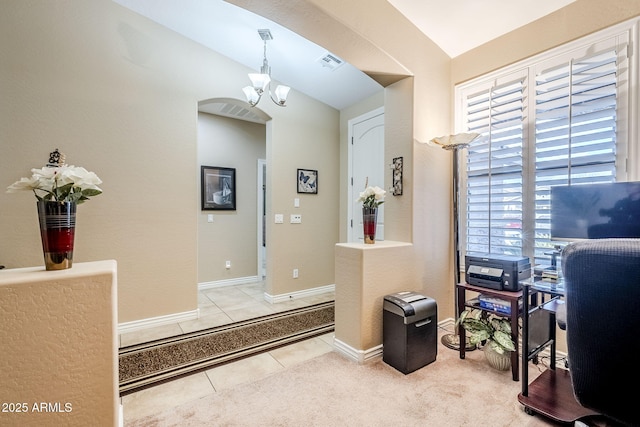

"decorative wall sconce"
[391, 156, 403, 196]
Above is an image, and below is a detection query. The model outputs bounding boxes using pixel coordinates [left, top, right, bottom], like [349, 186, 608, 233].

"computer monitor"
[550, 181, 640, 240]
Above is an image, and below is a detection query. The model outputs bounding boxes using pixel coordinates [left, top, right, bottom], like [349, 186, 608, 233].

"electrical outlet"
[275, 214, 284, 223]
[290, 214, 302, 224]
[293, 268, 298, 278]
[225, 260, 231, 269]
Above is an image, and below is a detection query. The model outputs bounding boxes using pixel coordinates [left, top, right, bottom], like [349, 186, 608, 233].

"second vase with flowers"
[357, 183, 385, 244]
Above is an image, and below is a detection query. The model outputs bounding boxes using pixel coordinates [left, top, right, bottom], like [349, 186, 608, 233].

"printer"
[465, 254, 531, 291]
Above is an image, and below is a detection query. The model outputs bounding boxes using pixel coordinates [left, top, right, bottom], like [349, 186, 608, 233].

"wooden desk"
[456, 282, 522, 381]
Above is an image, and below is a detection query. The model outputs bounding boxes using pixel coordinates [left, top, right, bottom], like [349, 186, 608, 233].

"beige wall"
[265, 96, 340, 296]
[0, 0, 342, 324]
[335, 242, 416, 351]
[0, 261, 118, 427]
[452, 0, 640, 86]
[197, 113, 266, 282]
[236, 0, 457, 321]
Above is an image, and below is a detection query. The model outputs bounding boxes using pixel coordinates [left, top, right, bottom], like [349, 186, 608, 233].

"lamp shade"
[248, 73, 270, 94]
[242, 86, 260, 105]
[273, 85, 290, 105]
[428, 132, 480, 150]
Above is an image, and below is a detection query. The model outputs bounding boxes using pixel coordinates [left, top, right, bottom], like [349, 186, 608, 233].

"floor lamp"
[428, 132, 480, 351]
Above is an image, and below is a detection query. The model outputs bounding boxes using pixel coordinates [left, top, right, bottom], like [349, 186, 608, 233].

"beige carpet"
[125, 331, 605, 427]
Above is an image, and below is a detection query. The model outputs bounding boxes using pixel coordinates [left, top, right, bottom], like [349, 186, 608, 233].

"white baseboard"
[198, 275, 261, 290]
[333, 319, 453, 364]
[264, 284, 335, 303]
[333, 338, 383, 363]
[118, 308, 199, 334]
[439, 318, 455, 329]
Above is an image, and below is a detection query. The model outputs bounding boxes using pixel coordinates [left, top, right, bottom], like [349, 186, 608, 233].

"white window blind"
[457, 27, 630, 265]
[533, 45, 622, 263]
[464, 74, 526, 256]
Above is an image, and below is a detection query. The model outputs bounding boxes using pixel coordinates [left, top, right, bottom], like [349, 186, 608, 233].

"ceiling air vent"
[317, 53, 344, 71]
[198, 98, 269, 124]
[257, 29, 273, 41]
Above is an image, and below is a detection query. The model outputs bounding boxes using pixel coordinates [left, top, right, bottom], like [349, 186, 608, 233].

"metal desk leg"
[457, 285, 466, 359]
[510, 297, 519, 381]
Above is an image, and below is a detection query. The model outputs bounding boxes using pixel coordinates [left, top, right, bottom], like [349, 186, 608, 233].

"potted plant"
[6, 149, 102, 270]
[456, 309, 516, 370]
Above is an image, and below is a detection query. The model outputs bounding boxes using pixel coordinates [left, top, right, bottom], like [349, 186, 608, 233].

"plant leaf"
[493, 330, 515, 352]
[81, 189, 102, 197]
[469, 329, 490, 345]
[461, 318, 491, 334]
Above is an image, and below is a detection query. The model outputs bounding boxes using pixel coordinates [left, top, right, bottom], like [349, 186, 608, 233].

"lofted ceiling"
[388, 0, 576, 58]
[113, 0, 576, 114]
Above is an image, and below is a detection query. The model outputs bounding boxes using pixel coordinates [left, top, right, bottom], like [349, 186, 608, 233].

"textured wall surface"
[335, 241, 416, 351]
[0, 261, 118, 427]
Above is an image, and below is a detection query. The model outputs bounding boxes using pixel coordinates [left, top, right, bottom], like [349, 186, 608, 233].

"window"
[456, 23, 631, 266]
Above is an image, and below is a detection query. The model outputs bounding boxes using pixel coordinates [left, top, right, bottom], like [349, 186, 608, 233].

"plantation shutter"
[462, 72, 527, 256]
[533, 39, 626, 263]
[457, 28, 629, 265]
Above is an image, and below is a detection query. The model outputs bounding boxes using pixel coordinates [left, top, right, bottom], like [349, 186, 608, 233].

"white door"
[349, 108, 385, 243]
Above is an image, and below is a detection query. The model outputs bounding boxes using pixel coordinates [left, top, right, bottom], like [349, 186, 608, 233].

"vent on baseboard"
[317, 53, 344, 71]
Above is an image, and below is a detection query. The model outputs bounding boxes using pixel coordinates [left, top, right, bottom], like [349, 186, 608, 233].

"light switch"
[275, 214, 284, 224]
[294, 198, 300, 208]
[207, 214, 214, 223]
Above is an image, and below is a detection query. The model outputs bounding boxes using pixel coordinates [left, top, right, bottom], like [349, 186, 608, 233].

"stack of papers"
[541, 267, 559, 283]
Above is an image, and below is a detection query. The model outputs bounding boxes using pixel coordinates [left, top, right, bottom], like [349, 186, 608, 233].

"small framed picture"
[297, 168, 318, 194]
[392, 156, 403, 196]
[201, 166, 236, 210]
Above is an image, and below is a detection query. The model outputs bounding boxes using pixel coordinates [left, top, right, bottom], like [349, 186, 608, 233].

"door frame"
[257, 158, 266, 278]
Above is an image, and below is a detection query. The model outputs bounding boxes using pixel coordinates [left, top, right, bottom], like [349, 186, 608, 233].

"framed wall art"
[201, 165, 236, 210]
[392, 156, 403, 196]
[297, 168, 318, 194]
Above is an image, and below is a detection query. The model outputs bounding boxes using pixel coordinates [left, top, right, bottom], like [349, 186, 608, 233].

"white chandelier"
[242, 29, 290, 108]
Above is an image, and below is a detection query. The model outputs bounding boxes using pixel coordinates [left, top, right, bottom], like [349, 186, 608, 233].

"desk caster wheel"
[524, 407, 536, 416]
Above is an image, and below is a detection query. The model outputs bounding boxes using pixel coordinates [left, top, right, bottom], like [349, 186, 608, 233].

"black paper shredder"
[383, 291, 437, 374]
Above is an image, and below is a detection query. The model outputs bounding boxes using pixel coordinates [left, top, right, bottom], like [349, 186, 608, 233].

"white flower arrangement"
[357, 185, 386, 208]
[7, 156, 103, 204]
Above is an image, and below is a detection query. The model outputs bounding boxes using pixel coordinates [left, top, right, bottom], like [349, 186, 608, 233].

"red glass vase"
[362, 206, 378, 244]
[37, 200, 76, 270]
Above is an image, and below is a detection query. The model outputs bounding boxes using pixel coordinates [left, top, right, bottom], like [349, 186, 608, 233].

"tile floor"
[121, 323, 454, 425]
[121, 332, 335, 424]
[120, 280, 336, 424]
[119, 280, 335, 348]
